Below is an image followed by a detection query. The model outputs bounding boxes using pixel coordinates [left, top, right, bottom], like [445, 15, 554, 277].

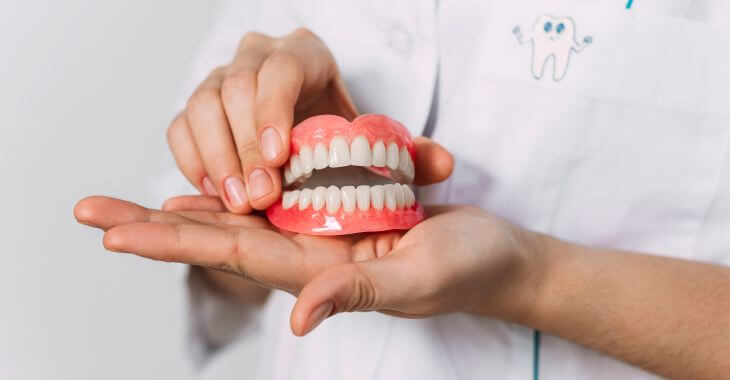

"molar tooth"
[282, 190, 299, 210]
[328, 136, 351, 168]
[298, 188, 313, 210]
[313, 142, 328, 170]
[370, 185, 384, 210]
[283, 166, 294, 185]
[325, 185, 341, 213]
[341, 186, 356, 212]
[403, 185, 416, 207]
[386, 142, 399, 170]
[298, 145, 314, 174]
[290, 155, 303, 179]
[372, 141, 386, 167]
[398, 147, 410, 175]
[384, 184, 397, 211]
[312, 186, 326, 211]
[394, 184, 405, 209]
[350, 135, 372, 166]
[356, 185, 371, 211]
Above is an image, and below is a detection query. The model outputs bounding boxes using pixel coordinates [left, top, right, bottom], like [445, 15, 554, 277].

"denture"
[266, 114, 425, 235]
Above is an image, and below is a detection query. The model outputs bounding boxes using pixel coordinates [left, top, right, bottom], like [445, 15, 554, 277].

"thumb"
[290, 255, 413, 336]
[413, 137, 454, 186]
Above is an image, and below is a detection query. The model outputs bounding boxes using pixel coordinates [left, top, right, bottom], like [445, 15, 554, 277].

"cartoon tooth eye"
[543, 21, 553, 33]
[556, 23, 565, 34]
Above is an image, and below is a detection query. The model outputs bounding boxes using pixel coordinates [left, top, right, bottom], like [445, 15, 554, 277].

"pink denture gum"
[266, 114, 425, 235]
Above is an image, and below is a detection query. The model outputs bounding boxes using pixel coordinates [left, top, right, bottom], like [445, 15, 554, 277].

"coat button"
[387, 24, 413, 60]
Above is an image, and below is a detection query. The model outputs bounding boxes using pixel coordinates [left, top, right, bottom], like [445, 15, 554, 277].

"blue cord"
[533, 330, 541, 380]
[626, 0, 634, 9]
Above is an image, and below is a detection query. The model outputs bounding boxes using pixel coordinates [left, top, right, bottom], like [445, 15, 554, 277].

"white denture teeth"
[383, 184, 397, 211]
[284, 136, 415, 185]
[290, 155, 303, 179]
[328, 136, 351, 168]
[341, 186, 356, 212]
[298, 188, 313, 210]
[285, 184, 416, 213]
[372, 141, 386, 167]
[282, 190, 299, 210]
[356, 185, 370, 211]
[350, 136, 372, 166]
[298, 145, 314, 174]
[386, 142, 399, 170]
[312, 186, 326, 211]
[325, 185, 341, 213]
[281, 136, 418, 203]
[313, 142, 328, 170]
[371, 185, 384, 210]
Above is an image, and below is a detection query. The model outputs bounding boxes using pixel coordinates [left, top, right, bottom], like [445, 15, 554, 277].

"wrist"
[471, 226, 565, 326]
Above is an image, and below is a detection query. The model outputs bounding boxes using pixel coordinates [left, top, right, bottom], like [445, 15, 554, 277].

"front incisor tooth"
[386, 142, 399, 170]
[298, 188, 313, 210]
[384, 184, 397, 211]
[290, 155, 303, 179]
[370, 185, 384, 210]
[394, 184, 405, 209]
[328, 136, 351, 168]
[356, 185, 370, 211]
[282, 190, 299, 209]
[350, 136, 372, 166]
[312, 186, 326, 211]
[325, 185, 341, 213]
[341, 186, 356, 212]
[298, 145, 314, 174]
[313, 142, 328, 170]
[372, 141, 386, 167]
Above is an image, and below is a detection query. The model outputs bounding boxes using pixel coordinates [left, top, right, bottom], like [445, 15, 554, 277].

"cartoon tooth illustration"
[513, 15, 593, 81]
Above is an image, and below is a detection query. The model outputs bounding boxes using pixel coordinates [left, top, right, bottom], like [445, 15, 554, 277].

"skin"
[167, 28, 358, 214]
[77, 29, 730, 378]
[74, 195, 730, 379]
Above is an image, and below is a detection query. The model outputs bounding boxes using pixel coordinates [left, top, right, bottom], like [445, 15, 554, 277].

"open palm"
[75, 194, 531, 335]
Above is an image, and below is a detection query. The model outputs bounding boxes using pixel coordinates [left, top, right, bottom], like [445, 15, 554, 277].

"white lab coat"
[170, 0, 730, 378]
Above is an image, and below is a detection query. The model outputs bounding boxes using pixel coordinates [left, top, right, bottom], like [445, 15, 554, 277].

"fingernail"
[248, 168, 274, 201]
[304, 301, 334, 335]
[202, 176, 218, 196]
[260, 127, 282, 162]
[224, 177, 248, 208]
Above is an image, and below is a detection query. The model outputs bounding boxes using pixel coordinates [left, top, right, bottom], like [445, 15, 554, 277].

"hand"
[167, 28, 358, 214]
[75, 196, 543, 337]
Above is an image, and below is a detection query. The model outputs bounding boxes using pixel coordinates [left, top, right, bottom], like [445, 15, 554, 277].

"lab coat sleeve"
[184, 265, 262, 368]
[166, 0, 302, 369]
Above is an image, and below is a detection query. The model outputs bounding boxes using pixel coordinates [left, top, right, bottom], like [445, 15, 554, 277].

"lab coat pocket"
[469, 0, 730, 259]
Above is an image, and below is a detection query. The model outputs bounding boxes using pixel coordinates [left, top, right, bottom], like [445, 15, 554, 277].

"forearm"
[525, 236, 730, 379]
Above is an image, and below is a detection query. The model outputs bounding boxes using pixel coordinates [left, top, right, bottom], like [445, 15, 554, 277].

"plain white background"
[0, 1, 225, 379]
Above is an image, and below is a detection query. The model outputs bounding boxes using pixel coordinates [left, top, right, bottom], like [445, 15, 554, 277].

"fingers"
[290, 255, 416, 336]
[166, 113, 213, 195]
[221, 48, 282, 211]
[103, 221, 302, 290]
[162, 195, 227, 212]
[255, 51, 303, 166]
[74, 196, 193, 230]
[187, 68, 253, 214]
[412, 137, 454, 186]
